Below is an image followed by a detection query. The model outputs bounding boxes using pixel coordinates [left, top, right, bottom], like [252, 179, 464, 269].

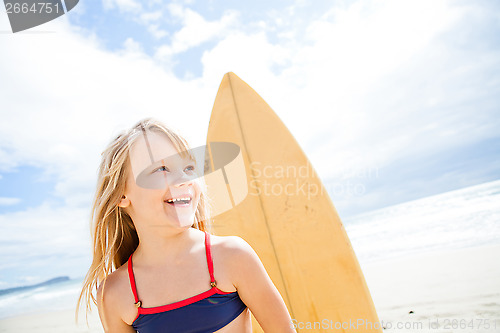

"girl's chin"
[163, 216, 196, 228]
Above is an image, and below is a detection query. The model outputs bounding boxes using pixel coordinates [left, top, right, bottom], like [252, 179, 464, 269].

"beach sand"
[1, 245, 499, 332]
[362, 244, 500, 332]
[0, 308, 103, 332]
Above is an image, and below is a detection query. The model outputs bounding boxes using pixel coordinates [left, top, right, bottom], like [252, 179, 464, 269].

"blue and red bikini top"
[127, 231, 248, 333]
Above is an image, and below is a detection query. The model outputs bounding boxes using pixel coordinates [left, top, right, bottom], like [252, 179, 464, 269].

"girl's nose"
[172, 170, 196, 188]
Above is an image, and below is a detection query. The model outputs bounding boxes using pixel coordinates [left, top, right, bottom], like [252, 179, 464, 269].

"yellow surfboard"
[205, 72, 382, 332]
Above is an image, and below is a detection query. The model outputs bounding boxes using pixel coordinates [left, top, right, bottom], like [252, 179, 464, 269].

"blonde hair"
[76, 118, 212, 323]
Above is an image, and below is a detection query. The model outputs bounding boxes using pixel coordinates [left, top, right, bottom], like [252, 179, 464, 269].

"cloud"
[155, 6, 238, 59]
[139, 11, 162, 23]
[0, 197, 21, 206]
[102, 0, 142, 13]
[201, 31, 289, 82]
[137, 11, 168, 39]
[147, 23, 168, 39]
[121, 37, 144, 54]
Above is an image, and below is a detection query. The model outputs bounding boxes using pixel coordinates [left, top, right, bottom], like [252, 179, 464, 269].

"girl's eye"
[154, 165, 195, 173]
[154, 166, 169, 172]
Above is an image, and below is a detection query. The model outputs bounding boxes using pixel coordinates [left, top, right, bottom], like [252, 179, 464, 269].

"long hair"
[76, 118, 212, 323]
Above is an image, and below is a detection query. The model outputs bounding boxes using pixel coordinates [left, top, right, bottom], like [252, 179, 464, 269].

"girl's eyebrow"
[152, 155, 196, 167]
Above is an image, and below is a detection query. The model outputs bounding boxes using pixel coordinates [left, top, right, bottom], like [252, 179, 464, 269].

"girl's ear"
[118, 195, 130, 208]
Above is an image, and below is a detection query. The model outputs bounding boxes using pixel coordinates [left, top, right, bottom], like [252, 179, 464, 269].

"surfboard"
[205, 72, 382, 332]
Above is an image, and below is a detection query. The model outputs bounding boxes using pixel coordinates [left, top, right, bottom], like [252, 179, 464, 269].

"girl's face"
[120, 131, 202, 231]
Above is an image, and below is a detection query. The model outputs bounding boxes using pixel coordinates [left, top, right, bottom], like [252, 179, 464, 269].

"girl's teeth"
[166, 197, 191, 203]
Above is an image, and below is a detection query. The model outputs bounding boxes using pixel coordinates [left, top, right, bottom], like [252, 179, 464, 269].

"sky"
[0, 0, 499, 286]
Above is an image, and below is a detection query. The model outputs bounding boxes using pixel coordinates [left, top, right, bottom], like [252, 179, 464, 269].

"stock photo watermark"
[3, 0, 79, 33]
[290, 317, 499, 331]
[248, 161, 380, 200]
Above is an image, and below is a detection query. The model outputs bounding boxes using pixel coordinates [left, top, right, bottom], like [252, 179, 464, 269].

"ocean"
[1, 179, 499, 320]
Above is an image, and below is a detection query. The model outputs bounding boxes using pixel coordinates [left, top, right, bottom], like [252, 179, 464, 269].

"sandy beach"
[362, 244, 500, 332]
[1, 244, 499, 332]
[0, 308, 103, 333]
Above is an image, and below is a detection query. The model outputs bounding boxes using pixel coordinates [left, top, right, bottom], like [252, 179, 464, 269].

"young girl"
[77, 118, 296, 332]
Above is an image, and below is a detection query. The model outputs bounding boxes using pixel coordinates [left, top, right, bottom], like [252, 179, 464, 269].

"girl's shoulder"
[208, 234, 260, 266]
[96, 262, 137, 325]
[209, 234, 253, 253]
[208, 233, 274, 298]
[99, 262, 131, 294]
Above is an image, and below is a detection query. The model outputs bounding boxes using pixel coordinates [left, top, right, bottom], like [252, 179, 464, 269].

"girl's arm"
[225, 236, 297, 333]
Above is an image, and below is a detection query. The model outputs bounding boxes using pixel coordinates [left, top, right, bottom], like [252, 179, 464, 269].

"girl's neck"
[133, 227, 204, 267]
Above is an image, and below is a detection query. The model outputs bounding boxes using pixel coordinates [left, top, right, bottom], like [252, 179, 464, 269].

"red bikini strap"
[127, 253, 141, 305]
[205, 231, 216, 287]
